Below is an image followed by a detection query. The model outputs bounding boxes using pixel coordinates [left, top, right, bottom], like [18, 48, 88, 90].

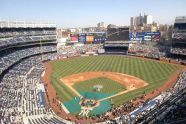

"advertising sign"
[130, 32, 161, 41]
[70, 34, 79, 43]
[130, 32, 144, 41]
[79, 34, 86, 43]
[94, 32, 107, 43]
[144, 35, 151, 41]
[86, 35, 94, 43]
[144, 32, 161, 41]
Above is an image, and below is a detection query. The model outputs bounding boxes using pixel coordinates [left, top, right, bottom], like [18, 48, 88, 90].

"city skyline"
[0, 0, 186, 28]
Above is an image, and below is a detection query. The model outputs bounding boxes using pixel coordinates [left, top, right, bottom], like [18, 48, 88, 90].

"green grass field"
[50, 55, 182, 105]
[73, 77, 125, 94]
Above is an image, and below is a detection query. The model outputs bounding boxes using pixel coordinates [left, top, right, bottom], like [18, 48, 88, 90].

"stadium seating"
[170, 47, 186, 55]
[0, 25, 186, 123]
[0, 35, 56, 48]
[57, 44, 103, 57]
[128, 43, 161, 59]
[0, 53, 68, 123]
[0, 46, 57, 74]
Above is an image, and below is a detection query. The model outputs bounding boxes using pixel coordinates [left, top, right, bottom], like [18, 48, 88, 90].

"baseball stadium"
[1, 2, 186, 123]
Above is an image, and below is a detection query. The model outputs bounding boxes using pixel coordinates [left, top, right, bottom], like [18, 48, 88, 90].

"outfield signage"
[130, 32, 161, 41]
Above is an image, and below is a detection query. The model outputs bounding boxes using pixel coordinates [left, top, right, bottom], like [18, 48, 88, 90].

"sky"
[0, 0, 186, 28]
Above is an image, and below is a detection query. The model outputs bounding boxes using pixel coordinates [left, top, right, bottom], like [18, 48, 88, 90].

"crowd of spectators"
[57, 44, 103, 58]
[0, 52, 70, 124]
[0, 35, 56, 48]
[132, 71, 186, 124]
[0, 29, 71, 124]
[128, 43, 159, 53]
[0, 28, 57, 49]
[150, 71, 186, 124]
[0, 45, 57, 74]
[157, 93, 186, 123]
[170, 47, 186, 55]
[0, 30, 56, 38]
[128, 43, 161, 59]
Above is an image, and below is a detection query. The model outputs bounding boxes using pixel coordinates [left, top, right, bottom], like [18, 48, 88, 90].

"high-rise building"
[97, 22, 105, 28]
[131, 13, 153, 26]
[97, 22, 106, 32]
[130, 17, 134, 27]
[146, 15, 153, 24]
[130, 17, 137, 27]
[136, 16, 142, 26]
[130, 13, 154, 32]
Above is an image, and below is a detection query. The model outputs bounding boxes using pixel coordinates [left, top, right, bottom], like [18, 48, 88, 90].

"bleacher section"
[0, 22, 63, 123]
[104, 41, 129, 54]
[0, 21, 57, 50]
[170, 16, 186, 62]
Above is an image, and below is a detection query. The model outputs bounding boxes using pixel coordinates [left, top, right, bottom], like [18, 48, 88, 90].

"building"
[138, 13, 144, 26]
[130, 13, 153, 26]
[145, 15, 153, 24]
[97, 22, 106, 32]
[130, 14, 163, 33]
[130, 17, 135, 27]
[107, 24, 117, 29]
[97, 22, 105, 28]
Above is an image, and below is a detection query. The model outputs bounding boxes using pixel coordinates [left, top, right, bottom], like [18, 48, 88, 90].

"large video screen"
[107, 27, 129, 41]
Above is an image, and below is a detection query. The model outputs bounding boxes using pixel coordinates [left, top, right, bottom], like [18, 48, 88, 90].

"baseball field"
[48, 55, 182, 115]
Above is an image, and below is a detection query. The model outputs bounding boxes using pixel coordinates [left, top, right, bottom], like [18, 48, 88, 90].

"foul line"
[60, 79, 82, 97]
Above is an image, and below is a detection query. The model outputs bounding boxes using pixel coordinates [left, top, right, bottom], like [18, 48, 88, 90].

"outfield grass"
[50, 55, 182, 105]
[72, 77, 125, 94]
